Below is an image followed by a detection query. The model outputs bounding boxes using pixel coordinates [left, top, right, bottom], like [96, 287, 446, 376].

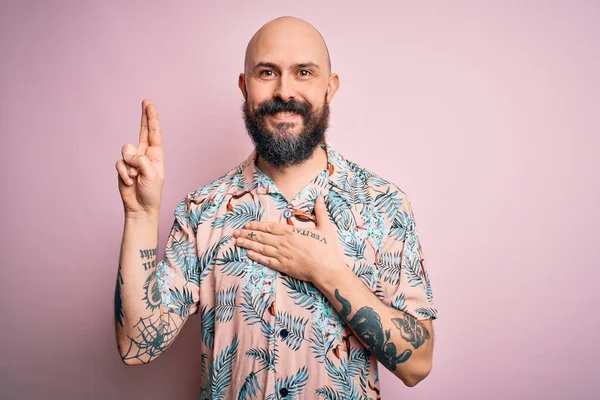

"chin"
[269, 122, 303, 135]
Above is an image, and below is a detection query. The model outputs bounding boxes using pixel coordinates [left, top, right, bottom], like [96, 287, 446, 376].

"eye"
[259, 70, 275, 78]
[298, 69, 312, 77]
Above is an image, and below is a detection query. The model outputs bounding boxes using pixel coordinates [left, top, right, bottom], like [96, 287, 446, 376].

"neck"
[255, 143, 328, 198]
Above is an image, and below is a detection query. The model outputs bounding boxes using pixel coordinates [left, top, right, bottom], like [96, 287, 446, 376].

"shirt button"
[279, 387, 289, 397]
[283, 209, 293, 219]
[279, 328, 289, 339]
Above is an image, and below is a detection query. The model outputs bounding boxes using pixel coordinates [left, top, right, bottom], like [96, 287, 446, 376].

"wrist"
[313, 261, 347, 292]
[125, 209, 160, 223]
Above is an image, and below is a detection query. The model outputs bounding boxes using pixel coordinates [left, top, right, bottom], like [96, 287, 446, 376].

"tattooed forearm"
[139, 248, 157, 260]
[334, 289, 430, 372]
[291, 227, 327, 244]
[114, 264, 124, 327]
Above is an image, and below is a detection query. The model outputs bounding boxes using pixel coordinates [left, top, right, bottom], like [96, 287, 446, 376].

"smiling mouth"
[269, 112, 301, 121]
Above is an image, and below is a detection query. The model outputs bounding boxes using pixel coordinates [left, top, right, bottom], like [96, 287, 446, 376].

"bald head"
[244, 16, 331, 75]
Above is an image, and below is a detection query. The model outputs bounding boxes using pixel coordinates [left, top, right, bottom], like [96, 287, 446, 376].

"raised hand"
[116, 100, 165, 216]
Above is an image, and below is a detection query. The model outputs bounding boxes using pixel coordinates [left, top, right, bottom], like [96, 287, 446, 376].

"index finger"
[138, 99, 149, 155]
[146, 103, 163, 147]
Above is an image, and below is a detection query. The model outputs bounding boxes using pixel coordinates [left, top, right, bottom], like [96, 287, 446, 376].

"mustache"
[255, 98, 311, 118]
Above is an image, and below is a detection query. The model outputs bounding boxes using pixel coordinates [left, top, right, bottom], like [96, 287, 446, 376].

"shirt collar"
[233, 139, 349, 197]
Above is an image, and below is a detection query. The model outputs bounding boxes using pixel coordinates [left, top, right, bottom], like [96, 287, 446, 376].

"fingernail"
[127, 179, 133, 185]
[125, 153, 134, 160]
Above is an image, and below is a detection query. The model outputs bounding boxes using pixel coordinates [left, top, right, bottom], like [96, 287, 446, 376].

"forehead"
[247, 29, 328, 69]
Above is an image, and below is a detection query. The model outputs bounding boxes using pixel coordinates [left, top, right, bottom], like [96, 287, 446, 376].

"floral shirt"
[155, 140, 437, 399]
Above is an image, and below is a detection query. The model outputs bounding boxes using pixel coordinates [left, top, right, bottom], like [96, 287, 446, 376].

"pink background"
[1, 1, 598, 399]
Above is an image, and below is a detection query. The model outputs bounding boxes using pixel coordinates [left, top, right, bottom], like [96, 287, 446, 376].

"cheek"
[246, 82, 274, 108]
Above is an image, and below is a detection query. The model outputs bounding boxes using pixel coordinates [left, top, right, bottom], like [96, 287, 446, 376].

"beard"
[242, 95, 330, 168]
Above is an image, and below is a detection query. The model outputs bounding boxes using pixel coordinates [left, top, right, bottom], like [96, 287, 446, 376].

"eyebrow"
[252, 62, 321, 70]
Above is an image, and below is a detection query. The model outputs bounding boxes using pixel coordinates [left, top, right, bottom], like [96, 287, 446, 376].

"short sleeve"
[155, 194, 201, 317]
[376, 191, 437, 320]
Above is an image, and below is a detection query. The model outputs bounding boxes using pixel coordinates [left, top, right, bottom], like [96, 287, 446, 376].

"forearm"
[313, 265, 434, 387]
[115, 212, 185, 365]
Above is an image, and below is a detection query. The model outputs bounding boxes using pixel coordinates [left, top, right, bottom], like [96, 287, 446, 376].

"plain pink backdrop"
[1, 1, 598, 399]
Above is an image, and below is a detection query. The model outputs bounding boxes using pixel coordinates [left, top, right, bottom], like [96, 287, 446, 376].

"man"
[114, 16, 437, 399]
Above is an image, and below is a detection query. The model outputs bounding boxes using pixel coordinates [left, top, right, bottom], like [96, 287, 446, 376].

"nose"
[273, 74, 295, 102]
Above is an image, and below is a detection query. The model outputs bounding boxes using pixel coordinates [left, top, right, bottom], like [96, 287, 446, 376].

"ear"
[326, 73, 340, 103]
[238, 73, 247, 100]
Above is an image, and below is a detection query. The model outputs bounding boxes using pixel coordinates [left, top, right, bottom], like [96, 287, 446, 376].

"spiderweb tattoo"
[121, 311, 182, 364]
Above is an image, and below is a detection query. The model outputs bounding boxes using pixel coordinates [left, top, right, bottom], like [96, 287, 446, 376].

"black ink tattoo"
[248, 232, 256, 239]
[121, 312, 181, 364]
[335, 289, 429, 371]
[392, 314, 430, 349]
[114, 263, 124, 327]
[139, 248, 157, 260]
[142, 260, 156, 271]
[142, 272, 162, 311]
[291, 227, 327, 244]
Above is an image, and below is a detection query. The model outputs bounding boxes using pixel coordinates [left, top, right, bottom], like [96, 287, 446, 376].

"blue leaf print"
[389, 210, 414, 241]
[240, 287, 268, 325]
[404, 253, 424, 287]
[215, 285, 238, 323]
[310, 298, 343, 362]
[213, 201, 264, 229]
[217, 245, 248, 277]
[323, 357, 359, 399]
[237, 371, 261, 400]
[240, 287, 274, 339]
[358, 200, 386, 251]
[374, 186, 403, 221]
[168, 287, 194, 317]
[378, 251, 402, 286]
[196, 235, 232, 285]
[315, 386, 345, 400]
[189, 193, 220, 227]
[273, 366, 309, 400]
[326, 190, 353, 229]
[199, 304, 215, 350]
[245, 347, 277, 371]
[281, 276, 321, 311]
[347, 174, 370, 205]
[415, 306, 438, 319]
[347, 347, 371, 378]
[165, 232, 197, 284]
[352, 262, 376, 290]
[210, 335, 239, 400]
[276, 311, 308, 351]
[391, 293, 408, 313]
[340, 233, 366, 259]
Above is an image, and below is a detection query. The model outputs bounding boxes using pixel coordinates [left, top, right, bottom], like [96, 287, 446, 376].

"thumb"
[314, 195, 330, 229]
[124, 154, 152, 177]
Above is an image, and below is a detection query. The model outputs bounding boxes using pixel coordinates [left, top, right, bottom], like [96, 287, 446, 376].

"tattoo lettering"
[114, 263, 124, 327]
[291, 227, 327, 244]
[142, 260, 156, 271]
[139, 248, 157, 260]
[335, 289, 428, 371]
